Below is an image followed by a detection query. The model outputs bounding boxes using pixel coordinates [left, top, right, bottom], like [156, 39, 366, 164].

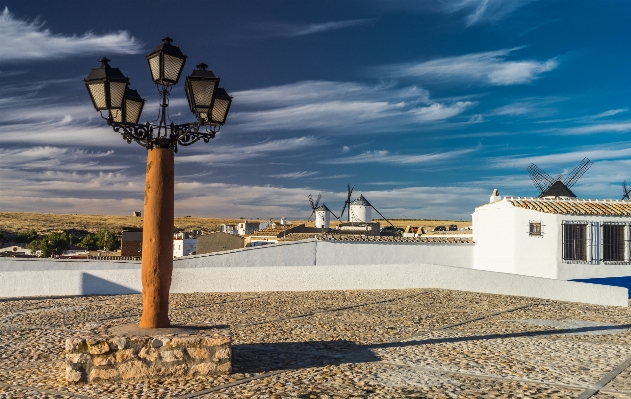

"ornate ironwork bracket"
[108, 120, 216, 152]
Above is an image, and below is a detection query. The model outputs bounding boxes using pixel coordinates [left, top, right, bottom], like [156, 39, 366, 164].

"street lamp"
[84, 37, 233, 329]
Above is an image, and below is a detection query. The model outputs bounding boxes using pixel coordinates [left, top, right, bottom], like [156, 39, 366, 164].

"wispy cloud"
[0, 7, 142, 63]
[592, 109, 628, 119]
[558, 122, 631, 135]
[231, 80, 473, 132]
[376, 48, 558, 85]
[176, 137, 322, 164]
[490, 97, 563, 118]
[442, 0, 537, 27]
[262, 19, 376, 37]
[494, 143, 631, 168]
[268, 171, 319, 179]
[412, 101, 476, 120]
[323, 148, 476, 165]
[0, 146, 121, 171]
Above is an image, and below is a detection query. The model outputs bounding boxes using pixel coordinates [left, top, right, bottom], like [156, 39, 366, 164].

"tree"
[29, 231, 72, 258]
[77, 233, 97, 250]
[16, 229, 38, 243]
[94, 229, 120, 251]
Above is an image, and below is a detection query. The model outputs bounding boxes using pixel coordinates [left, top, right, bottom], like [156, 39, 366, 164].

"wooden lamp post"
[84, 38, 233, 328]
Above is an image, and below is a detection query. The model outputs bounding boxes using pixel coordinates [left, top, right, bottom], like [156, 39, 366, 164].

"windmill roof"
[351, 195, 371, 206]
[540, 181, 576, 198]
[315, 204, 331, 212]
[501, 197, 631, 216]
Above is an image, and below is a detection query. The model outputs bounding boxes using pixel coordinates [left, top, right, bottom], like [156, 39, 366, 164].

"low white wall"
[179, 240, 474, 269]
[0, 255, 626, 307]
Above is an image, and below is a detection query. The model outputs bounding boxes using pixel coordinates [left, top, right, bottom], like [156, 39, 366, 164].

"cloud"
[0, 146, 121, 171]
[444, 0, 537, 27]
[323, 148, 476, 165]
[592, 109, 628, 119]
[411, 101, 476, 121]
[489, 97, 563, 118]
[268, 171, 319, 179]
[558, 122, 631, 135]
[341, 146, 350, 153]
[262, 19, 376, 37]
[0, 7, 142, 63]
[376, 48, 558, 85]
[494, 143, 631, 168]
[231, 80, 472, 133]
[234, 80, 429, 108]
[176, 136, 322, 164]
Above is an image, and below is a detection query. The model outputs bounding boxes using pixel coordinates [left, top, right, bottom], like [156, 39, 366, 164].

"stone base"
[65, 324, 232, 384]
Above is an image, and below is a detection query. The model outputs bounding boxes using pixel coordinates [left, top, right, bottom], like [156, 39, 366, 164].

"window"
[603, 224, 625, 262]
[529, 222, 542, 236]
[563, 223, 587, 261]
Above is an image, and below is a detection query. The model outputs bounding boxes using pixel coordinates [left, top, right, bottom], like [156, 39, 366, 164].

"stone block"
[65, 324, 232, 384]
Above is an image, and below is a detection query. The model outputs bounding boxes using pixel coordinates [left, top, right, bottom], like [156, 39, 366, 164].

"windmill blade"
[527, 163, 556, 194]
[313, 194, 321, 210]
[308, 194, 315, 210]
[340, 202, 347, 219]
[308, 209, 316, 222]
[329, 209, 340, 220]
[563, 157, 592, 188]
[623, 180, 630, 200]
[371, 204, 394, 227]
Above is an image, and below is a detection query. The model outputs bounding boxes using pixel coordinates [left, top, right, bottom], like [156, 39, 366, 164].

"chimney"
[490, 189, 501, 203]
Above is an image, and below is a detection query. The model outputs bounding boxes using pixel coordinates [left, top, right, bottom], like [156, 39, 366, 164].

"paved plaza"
[1, 289, 631, 398]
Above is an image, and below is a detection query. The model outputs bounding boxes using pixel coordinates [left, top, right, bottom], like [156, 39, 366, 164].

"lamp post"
[84, 37, 233, 328]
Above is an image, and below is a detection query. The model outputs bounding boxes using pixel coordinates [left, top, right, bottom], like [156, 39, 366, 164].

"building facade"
[473, 196, 631, 281]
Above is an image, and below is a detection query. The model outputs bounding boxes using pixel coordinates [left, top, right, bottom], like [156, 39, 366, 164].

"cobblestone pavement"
[1, 289, 631, 398]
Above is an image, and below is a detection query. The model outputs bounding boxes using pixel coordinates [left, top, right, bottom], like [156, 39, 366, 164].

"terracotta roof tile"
[507, 197, 631, 216]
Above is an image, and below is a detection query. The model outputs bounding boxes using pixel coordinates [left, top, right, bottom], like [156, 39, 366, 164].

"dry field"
[0, 212, 471, 235]
[0, 212, 243, 235]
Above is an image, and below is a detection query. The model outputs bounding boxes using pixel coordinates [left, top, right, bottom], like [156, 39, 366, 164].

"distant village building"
[133, 211, 141, 217]
[197, 232, 245, 254]
[237, 220, 261, 235]
[173, 232, 197, 257]
[219, 224, 238, 235]
[121, 230, 143, 257]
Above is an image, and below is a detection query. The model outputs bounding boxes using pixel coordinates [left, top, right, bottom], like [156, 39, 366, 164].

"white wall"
[473, 199, 631, 280]
[473, 201, 518, 274]
[0, 255, 626, 307]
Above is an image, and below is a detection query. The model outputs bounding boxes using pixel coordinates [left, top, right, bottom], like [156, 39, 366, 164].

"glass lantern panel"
[148, 54, 161, 82]
[163, 54, 184, 83]
[87, 83, 107, 110]
[212, 98, 230, 124]
[109, 82, 127, 109]
[110, 109, 122, 123]
[125, 98, 143, 124]
[190, 80, 215, 109]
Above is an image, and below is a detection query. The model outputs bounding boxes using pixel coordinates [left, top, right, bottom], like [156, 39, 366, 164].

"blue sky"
[1, 0, 631, 220]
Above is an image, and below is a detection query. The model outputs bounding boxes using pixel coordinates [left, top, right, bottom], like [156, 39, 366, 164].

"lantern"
[146, 37, 187, 86]
[84, 58, 129, 111]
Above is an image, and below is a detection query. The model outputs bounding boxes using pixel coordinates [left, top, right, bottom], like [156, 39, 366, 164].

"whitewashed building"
[173, 238, 197, 257]
[473, 194, 631, 281]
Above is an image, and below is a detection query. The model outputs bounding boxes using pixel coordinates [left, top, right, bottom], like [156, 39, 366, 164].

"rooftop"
[1, 289, 631, 398]
[505, 196, 631, 216]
